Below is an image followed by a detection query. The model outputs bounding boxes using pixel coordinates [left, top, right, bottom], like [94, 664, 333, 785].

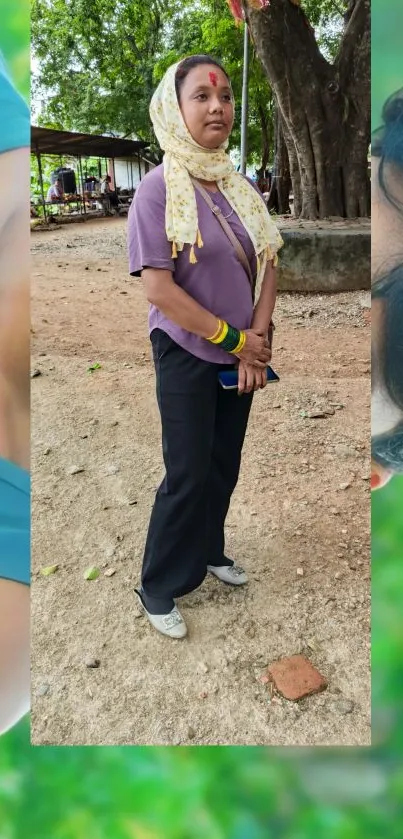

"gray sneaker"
[135, 591, 188, 639]
[207, 564, 248, 585]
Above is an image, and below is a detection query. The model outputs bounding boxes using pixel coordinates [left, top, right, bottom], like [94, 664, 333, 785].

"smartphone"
[218, 365, 280, 390]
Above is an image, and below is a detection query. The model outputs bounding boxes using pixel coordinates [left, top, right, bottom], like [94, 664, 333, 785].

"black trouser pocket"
[151, 328, 177, 363]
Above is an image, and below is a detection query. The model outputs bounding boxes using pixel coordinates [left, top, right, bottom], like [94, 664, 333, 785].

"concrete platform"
[276, 220, 370, 293]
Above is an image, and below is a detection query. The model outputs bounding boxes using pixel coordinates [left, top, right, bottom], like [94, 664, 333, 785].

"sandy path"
[31, 218, 371, 745]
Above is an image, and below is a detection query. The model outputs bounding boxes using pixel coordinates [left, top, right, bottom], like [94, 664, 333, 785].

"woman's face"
[178, 64, 234, 149]
[372, 157, 403, 489]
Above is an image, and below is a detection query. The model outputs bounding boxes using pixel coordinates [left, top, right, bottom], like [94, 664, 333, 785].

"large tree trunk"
[267, 103, 292, 214]
[257, 99, 271, 175]
[244, 0, 370, 219]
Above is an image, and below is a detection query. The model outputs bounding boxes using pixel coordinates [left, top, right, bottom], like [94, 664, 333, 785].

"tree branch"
[328, 0, 345, 16]
[336, 0, 369, 72]
[124, 32, 143, 62]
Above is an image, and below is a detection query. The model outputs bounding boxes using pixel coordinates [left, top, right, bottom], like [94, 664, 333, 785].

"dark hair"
[373, 265, 403, 411]
[372, 94, 403, 471]
[372, 264, 403, 471]
[372, 89, 403, 212]
[372, 423, 403, 473]
[175, 54, 230, 101]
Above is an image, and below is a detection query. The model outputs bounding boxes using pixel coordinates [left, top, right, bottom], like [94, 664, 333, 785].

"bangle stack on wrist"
[207, 319, 246, 354]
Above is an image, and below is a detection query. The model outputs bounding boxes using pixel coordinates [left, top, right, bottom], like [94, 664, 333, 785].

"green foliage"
[31, 0, 181, 147]
[0, 0, 30, 99]
[372, 475, 403, 746]
[1, 728, 402, 837]
[31, 0, 346, 168]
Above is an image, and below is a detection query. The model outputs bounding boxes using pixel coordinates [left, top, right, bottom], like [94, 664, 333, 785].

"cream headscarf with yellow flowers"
[149, 60, 284, 296]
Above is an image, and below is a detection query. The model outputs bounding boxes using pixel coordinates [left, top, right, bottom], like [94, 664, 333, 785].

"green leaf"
[40, 564, 59, 576]
[84, 566, 100, 580]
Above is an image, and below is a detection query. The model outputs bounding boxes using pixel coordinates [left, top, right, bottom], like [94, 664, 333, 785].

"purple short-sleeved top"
[128, 164, 260, 364]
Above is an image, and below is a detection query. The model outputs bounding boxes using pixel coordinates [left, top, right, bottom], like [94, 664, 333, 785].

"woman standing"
[372, 89, 403, 491]
[128, 55, 283, 638]
[0, 55, 30, 732]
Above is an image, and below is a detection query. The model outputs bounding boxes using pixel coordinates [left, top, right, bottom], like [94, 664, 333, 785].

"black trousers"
[140, 329, 253, 613]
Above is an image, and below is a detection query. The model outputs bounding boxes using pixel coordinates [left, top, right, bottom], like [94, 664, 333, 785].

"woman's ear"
[371, 460, 394, 490]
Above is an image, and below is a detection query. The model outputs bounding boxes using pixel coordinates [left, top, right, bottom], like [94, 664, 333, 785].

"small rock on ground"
[85, 658, 100, 669]
[333, 698, 355, 715]
[268, 655, 328, 701]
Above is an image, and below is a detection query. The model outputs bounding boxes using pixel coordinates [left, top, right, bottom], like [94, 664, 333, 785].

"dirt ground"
[31, 217, 371, 746]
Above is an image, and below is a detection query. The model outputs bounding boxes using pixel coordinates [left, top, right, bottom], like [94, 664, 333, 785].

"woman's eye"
[196, 94, 207, 100]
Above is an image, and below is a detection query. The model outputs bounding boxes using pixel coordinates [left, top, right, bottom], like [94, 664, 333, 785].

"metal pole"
[112, 157, 117, 192]
[78, 156, 86, 218]
[240, 21, 249, 175]
[36, 147, 47, 224]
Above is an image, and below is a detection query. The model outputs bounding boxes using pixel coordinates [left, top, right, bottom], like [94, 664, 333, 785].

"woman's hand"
[236, 329, 271, 368]
[237, 360, 268, 394]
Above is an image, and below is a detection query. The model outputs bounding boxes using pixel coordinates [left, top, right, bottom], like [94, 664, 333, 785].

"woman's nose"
[209, 98, 224, 113]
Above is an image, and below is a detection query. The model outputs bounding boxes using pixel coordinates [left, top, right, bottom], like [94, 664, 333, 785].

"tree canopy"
[32, 0, 350, 171]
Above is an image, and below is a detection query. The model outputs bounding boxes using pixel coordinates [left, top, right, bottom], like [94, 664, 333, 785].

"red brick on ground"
[267, 655, 328, 701]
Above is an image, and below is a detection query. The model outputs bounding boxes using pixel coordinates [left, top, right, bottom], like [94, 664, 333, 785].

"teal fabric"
[0, 53, 29, 153]
[0, 55, 30, 584]
[0, 458, 30, 586]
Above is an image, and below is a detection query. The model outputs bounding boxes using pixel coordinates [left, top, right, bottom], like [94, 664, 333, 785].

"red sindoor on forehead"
[209, 71, 218, 86]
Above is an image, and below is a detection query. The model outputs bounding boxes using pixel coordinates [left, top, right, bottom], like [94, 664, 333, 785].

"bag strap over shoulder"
[191, 178, 255, 294]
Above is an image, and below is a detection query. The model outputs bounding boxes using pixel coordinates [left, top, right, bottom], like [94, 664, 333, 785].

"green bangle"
[220, 324, 241, 353]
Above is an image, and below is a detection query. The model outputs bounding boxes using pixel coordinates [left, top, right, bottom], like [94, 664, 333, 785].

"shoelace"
[163, 609, 183, 629]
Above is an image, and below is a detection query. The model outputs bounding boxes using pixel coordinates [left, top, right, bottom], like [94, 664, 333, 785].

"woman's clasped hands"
[236, 329, 272, 394]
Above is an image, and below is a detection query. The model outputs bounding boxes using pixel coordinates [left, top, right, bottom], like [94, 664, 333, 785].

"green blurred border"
[0, 1, 30, 101]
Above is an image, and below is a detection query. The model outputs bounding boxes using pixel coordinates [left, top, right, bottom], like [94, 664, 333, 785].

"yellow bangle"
[211, 320, 228, 345]
[218, 321, 229, 344]
[208, 318, 223, 342]
[231, 331, 246, 354]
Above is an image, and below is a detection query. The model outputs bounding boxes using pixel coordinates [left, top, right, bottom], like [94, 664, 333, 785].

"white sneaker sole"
[135, 591, 188, 639]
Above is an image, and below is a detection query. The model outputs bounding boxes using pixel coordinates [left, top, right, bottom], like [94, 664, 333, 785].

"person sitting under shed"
[100, 174, 120, 215]
[46, 178, 64, 203]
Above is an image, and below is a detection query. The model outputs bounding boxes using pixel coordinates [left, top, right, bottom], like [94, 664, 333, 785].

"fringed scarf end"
[266, 245, 279, 267]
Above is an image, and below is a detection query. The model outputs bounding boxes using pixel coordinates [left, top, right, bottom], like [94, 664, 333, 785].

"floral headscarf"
[149, 61, 283, 296]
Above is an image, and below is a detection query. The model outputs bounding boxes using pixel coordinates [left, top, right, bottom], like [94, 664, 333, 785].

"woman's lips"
[371, 459, 393, 490]
[371, 472, 382, 489]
